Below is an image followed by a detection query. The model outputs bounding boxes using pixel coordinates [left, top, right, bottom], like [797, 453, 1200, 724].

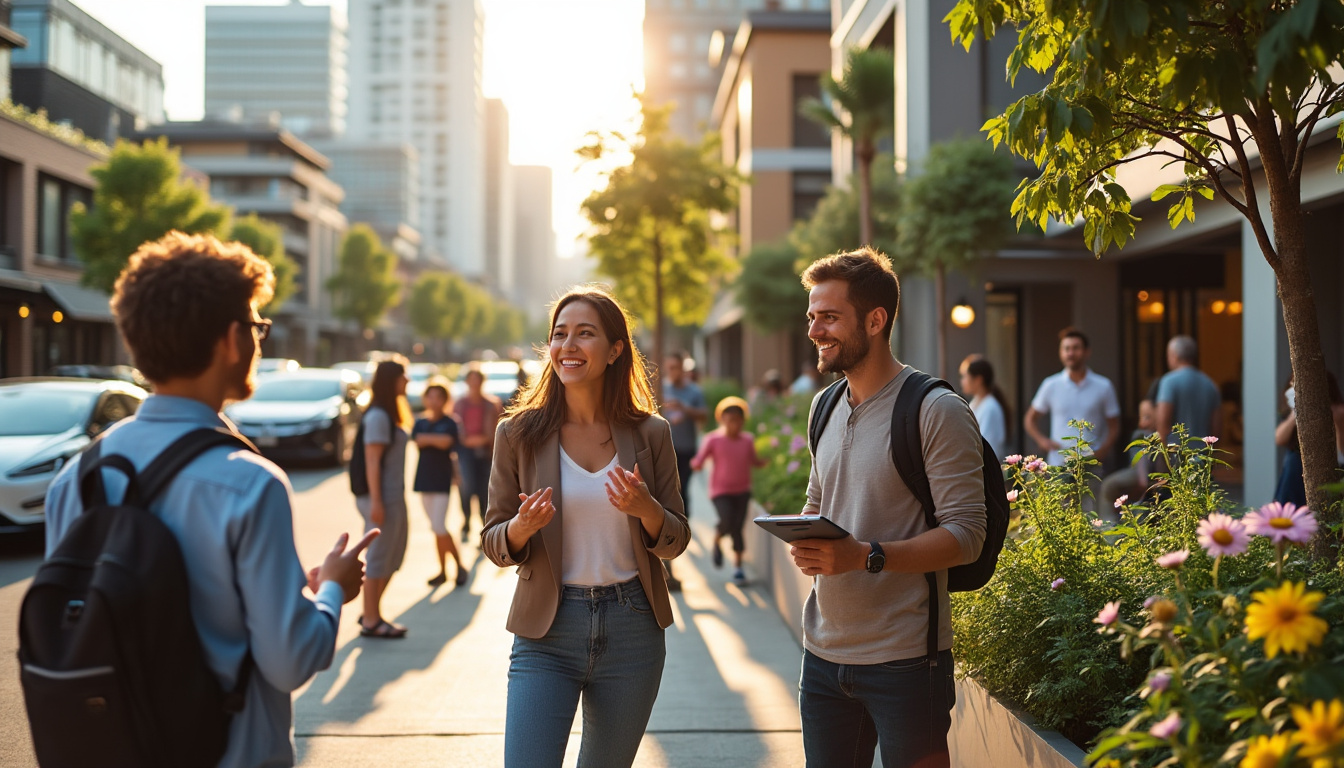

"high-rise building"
[8, 0, 164, 142]
[0, 1, 26, 102]
[315, 140, 421, 264]
[204, 0, 348, 138]
[484, 98, 515, 296]
[512, 165, 556, 319]
[346, 0, 486, 279]
[643, 0, 826, 139]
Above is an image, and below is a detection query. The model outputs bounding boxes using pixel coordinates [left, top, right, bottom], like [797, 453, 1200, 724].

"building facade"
[484, 98, 515, 297]
[511, 164, 556, 320]
[315, 140, 421, 264]
[346, 0, 486, 278]
[9, 0, 164, 143]
[204, 0, 348, 138]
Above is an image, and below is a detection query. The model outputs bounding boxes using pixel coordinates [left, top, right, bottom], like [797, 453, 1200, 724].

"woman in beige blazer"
[481, 286, 690, 768]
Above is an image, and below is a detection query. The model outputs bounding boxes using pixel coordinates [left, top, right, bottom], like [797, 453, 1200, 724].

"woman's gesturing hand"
[605, 464, 661, 523]
[508, 487, 555, 539]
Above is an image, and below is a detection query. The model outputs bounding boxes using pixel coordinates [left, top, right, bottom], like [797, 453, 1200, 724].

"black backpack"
[808, 370, 1010, 663]
[348, 408, 388, 496]
[19, 427, 258, 768]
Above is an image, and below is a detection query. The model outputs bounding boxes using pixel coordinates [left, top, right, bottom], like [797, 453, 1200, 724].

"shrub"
[747, 394, 813, 516]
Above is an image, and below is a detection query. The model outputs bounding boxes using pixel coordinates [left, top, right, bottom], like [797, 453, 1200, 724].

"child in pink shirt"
[691, 397, 768, 585]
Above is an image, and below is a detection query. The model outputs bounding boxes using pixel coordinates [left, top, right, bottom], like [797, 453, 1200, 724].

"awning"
[701, 289, 744, 335]
[44, 280, 114, 322]
[0, 268, 44, 294]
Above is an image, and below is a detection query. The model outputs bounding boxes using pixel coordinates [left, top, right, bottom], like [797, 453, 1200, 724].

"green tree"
[70, 137, 230, 292]
[579, 99, 742, 391]
[327, 224, 402, 331]
[800, 47, 895, 246]
[487, 304, 528, 350]
[897, 139, 1018, 378]
[408, 271, 454, 340]
[948, 0, 1344, 546]
[790, 155, 901, 263]
[228, 214, 297, 315]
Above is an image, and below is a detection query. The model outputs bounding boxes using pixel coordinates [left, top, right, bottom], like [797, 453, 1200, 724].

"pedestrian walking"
[660, 350, 706, 591]
[36, 232, 374, 768]
[355, 358, 412, 639]
[1023, 327, 1121, 467]
[412, 381, 467, 588]
[455, 364, 502, 543]
[1154, 335, 1223, 445]
[481, 286, 690, 768]
[959, 354, 1010, 459]
[1274, 371, 1344, 506]
[690, 396, 768, 586]
[788, 248, 988, 768]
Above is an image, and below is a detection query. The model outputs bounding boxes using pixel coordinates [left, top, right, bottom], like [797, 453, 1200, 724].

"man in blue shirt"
[44, 232, 374, 768]
[1156, 335, 1223, 444]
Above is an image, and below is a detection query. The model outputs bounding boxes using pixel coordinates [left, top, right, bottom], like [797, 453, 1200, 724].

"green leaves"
[228, 214, 296, 315]
[800, 47, 895, 151]
[326, 225, 402, 331]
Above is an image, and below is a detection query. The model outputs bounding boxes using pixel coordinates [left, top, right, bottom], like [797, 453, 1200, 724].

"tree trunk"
[857, 143, 875, 246]
[653, 230, 666, 403]
[935, 260, 948, 380]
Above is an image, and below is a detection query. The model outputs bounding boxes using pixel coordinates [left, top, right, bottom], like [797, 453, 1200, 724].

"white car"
[0, 378, 147, 532]
[257, 358, 301, 374]
[331, 360, 376, 386]
[225, 370, 368, 466]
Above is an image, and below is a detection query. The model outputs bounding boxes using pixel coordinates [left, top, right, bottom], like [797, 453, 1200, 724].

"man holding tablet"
[787, 248, 987, 768]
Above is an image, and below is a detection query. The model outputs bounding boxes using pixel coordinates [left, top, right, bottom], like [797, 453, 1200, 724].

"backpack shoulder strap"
[808, 378, 849, 457]
[137, 428, 259, 505]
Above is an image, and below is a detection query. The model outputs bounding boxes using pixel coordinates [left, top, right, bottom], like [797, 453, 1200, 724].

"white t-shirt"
[1029, 368, 1121, 465]
[559, 448, 640, 587]
[971, 394, 1007, 459]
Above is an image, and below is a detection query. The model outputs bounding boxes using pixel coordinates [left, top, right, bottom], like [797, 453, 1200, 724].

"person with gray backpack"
[25, 233, 375, 768]
[786, 248, 1004, 768]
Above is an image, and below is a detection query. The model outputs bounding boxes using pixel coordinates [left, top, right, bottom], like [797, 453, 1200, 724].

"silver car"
[0, 378, 147, 532]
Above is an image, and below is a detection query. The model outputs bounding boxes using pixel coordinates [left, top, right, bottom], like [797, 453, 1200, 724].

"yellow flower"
[1294, 700, 1344, 765]
[1244, 581, 1328, 658]
[1240, 734, 1291, 768]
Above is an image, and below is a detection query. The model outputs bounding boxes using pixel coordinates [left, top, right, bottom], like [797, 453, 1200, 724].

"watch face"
[867, 552, 886, 574]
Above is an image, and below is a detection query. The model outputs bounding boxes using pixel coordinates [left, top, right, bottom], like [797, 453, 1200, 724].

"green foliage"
[326, 224, 401, 331]
[70, 138, 231, 293]
[228, 214, 296, 315]
[747, 395, 815, 517]
[896, 139, 1018, 277]
[407, 271, 461, 340]
[799, 46, 895, 157]
[1, 99, 108, 154]
[700, 376, 746, 431]
[485, 304, 528, 350]
[734, 240, 808, 333]
[789, 156, 901, 263]
[945, 0, 1344, 253]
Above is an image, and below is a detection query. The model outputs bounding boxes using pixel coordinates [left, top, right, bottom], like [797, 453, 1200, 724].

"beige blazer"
[481, 413, 690, 639]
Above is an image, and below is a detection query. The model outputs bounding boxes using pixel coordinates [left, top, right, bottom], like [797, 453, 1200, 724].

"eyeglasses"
[247, 319, 273, 342]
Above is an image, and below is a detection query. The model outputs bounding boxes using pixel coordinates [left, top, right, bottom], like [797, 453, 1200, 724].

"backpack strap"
[888, 370, 955, 665]
[807, 378, 849, 457]
[77, 436, 145, 509]
[137, 428, 259, 505]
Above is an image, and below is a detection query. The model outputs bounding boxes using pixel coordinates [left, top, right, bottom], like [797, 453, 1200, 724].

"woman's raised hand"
[509, 487, 555, 539]
[605, 464, 660, 523]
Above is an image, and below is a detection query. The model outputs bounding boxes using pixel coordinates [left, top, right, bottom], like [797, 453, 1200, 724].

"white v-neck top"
[559, 448, 640, 587]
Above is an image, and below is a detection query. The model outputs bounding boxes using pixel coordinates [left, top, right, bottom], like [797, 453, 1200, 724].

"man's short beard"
[817, 326, 870, 374]
[227, 355, 256, 403]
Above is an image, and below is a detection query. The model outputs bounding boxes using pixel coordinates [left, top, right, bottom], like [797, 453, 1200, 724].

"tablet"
[753, 514, 850, 543]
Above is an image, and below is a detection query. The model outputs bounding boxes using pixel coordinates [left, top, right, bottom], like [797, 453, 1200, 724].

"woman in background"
[356, 357, 412, 638]
[959, 354, 1011, 459]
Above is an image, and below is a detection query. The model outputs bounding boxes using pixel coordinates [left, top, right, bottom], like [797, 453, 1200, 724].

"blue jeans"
[505, 578, 666, 768]
[799, 648, 955, 768]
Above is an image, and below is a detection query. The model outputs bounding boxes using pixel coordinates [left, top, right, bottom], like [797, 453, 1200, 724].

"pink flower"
[1244, 502, 1318, 544]
[1114, 494, 1129, 509]
[779, 424, 793, 436]
[1026, 459, 1047, 473]
[1202, 436, 1219, 444]
[1196, 513, 1249, 557]
[786, 460, 801, 474]
[1006, 490, 1019, 503]
[1156, 550, 1189, 569]
[1004, 454, 1023, 465]
[1148, 712, 1182, 739]
[1091, 519, 1105, 528]
[768, 436, 780, 449]
[1148, 671, 1172, 693]
[784, 405, 797, 418]
[1143, 595, 1159, 610]
[789, 435, 808, 454]
[1050, 578, 1065, 591]
[1094, 601, 1120, 627]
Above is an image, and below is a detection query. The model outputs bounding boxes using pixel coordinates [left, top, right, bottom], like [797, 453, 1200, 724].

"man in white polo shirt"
[1024, 327, 1121, 467]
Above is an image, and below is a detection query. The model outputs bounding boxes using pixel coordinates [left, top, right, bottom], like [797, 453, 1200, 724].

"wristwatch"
[865, 542, 886, 574]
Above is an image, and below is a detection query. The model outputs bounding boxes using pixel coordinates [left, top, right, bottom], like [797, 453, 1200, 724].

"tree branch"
[1291, 84, 1342, 186]
[1113, 112, 1250, 214]
[1228, 112, 1277, 265]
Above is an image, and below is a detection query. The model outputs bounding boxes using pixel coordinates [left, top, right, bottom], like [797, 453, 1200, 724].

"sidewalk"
[293, 471, 808, 767]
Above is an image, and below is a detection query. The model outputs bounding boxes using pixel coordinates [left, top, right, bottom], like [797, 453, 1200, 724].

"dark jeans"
[712, 492, 752, 553]
[675, 450, 694, 518]
[800, 648, 955, 768]
[459, 448, 492, 530]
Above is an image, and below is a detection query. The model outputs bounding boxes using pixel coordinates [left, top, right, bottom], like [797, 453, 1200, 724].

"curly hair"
[111, 231, 275, 384]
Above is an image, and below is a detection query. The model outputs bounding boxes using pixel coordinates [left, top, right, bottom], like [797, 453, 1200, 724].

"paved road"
[0, 451, 808, 767]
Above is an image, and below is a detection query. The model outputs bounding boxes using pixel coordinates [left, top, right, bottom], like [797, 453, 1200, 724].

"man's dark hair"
[1058, 327, 1090, 349]
[111, 231, 275, 384]
[800, 246, 901, 339]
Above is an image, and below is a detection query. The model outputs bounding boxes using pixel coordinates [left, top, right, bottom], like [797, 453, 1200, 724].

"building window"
[669, 62, 688, 79]
[792, 172, 830, 222]
[37, 174, 91, 262]
[793, 74, 832, 148]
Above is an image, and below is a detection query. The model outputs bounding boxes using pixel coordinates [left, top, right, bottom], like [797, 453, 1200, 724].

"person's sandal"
[427, 573, 448, 587]
[455, 568, 469, 587]
[360, 620, 408, 639]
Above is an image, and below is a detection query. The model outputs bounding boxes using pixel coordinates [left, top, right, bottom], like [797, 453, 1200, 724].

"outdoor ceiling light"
[951, 300, 976, 329]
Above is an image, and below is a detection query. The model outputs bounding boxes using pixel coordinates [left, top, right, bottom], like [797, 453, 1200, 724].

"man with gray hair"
[1155, 335, 1222, 443]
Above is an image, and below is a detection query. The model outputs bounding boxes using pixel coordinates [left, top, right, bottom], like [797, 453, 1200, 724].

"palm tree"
[800, 47, 895, 246]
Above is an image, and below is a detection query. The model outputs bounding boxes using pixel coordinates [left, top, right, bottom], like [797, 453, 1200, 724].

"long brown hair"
[506, 286, 657, 450]
[368, 356, 411, 427]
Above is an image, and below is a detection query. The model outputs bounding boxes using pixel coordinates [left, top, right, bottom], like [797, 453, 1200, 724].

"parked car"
[0, 378, 147, 532]
[224, 369, 367, 465]
[331, 360, 376, 386]
[405, 363, 443, 411]
[49, 364, 150, 390]
[257, 358, 301, 374]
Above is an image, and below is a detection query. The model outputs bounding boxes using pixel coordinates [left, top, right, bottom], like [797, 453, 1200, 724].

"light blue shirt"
[44, 395, 343, 768]
[1156, 366, 1222, 444]
[1029, 368, 1121, 465]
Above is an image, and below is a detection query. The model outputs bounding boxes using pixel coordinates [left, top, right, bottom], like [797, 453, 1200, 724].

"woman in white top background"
[960, 354, 1011, 459]
[481, 286, 689, 768]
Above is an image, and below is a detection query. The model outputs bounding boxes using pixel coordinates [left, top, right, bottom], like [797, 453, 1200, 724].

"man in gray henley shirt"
[788, 248, 987, 768]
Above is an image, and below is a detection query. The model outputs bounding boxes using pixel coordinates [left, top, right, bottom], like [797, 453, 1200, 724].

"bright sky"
[69, 0, 645, 256]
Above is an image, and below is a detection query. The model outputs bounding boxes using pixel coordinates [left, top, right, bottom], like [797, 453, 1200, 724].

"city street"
[0, 452, 808, 767]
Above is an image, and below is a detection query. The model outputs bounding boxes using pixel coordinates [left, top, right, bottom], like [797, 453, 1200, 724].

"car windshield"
[0, 388, 96, 436]
[250, 378, 342, 402]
